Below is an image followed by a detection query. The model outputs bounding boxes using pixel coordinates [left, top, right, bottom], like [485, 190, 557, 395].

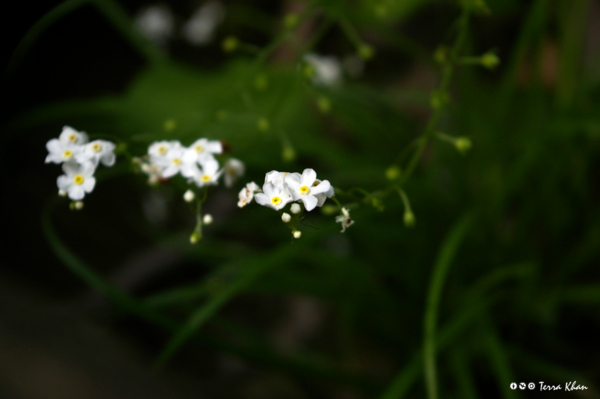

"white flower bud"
[203, 214, 213, 225]
[58, 190, 68, 197]
[292, 230, 301, 239]
[281, 212, 291, 223]
[290, 203, 301, 214]
[190, 232, 199, 244]
[184, 189, 195, 203]
[74, 201, 84, 210]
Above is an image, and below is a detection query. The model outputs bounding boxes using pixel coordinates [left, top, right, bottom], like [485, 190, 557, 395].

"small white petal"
[301, 195, 318, 212]
[69, 185, 85, 200]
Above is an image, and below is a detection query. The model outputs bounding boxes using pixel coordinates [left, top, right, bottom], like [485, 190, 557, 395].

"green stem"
[6, 0, 163, 76]
[423, 213, 473, 399]
[398, 8, 471, 185]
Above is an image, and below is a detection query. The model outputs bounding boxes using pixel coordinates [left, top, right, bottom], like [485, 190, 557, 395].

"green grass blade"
[379, 295, 488, 399]
[6, 0, 163, 76]
[483, 317, 519, 399]
[42, 197, 174, 329]
[154, 245, 302, 367]
[424, 212, 474, 399]
[450, 347, 478, 399]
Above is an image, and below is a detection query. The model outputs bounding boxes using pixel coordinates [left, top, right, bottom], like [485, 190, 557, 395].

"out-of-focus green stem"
[6, 0, 164, 77]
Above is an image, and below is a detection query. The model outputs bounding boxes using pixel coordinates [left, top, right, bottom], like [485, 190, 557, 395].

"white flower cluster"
[45, 126, 116, 200]
[135, 2, 225, 47]
[136, 138, 243, 188]
[238, 168, 334, 212]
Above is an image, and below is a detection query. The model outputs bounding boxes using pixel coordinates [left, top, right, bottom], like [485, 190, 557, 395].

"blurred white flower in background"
[135, 4, 175, 46]
[304, 54, 343, 87]
[181, 1, 225, 46]
[223, 158, 245, 188]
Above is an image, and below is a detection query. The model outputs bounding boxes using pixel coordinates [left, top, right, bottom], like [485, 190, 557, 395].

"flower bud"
[404, 210, 415, 227]
[321, 205, 337, 215]
[282, 146, 296, 163]
[455, 137, 472, 154]
[290, 203, 301, 214]
[190, 232, 200, 244]
[184, 189, 195, 203]
[434, 46, 448, 64]
[358, 44, 375, 61]
[481, 52, 500, 70]
[203, 214, 213, 225]
[222, 36, 238, 53]
[58, 190, 68, 197]
[385, 165, 401, 181]
[284, 13, 299, 29]
[374, 4, 388, 18]
[164, 119, 177, 132]
[371, 198, 384, 211]
[430, 90, 449, 110]
[75, 201, 84, 210]
[317, 96, 331, 114]
[257, 117, 270, 132]
[292, 230, 302, 239]
[254, 74, 268, 90]
[281, 212, 291, 223]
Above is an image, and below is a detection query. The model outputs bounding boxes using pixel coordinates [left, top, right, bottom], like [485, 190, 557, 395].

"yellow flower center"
[271, 196, 282, 206]
[202, 175, 211, 182]
[68, 134, 77, 143]
[63, 150, 73, 159]
[172, 158, 181, 165]
[195, 145, 204, 153]
[92, 143, 102, 152]
[299, 186, 310, 195]
[73, 174, 84, 185]
[158, 146, 167, 155]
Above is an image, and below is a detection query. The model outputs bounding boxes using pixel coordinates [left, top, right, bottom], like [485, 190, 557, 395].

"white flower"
[135, 4, 174, 45]
[290, 203, 301, 214]
[155, 146, 187, 178]
[238, 182, 260, 207]
[335, 207, 354, 233]
[76, 140, 116, 167]
[183, 189, 195, 202]
[284, 168, 332, 212]
[57, 162, 96, 200]
[314, 179, 335, 207]
[45, 138, 84, 164]
[223, 158, 244, 188]
[148, 140, 180, 163]
[59, 126, 89, 145]
[181, 1, 225, 46]
[141, 161, 164, 185]
[194, 157, 222, 187]
[304, 54, 343, 87]
[254, 182, 292, 210]
[183, 138, 222, 164]
[265, 170, 300, 187]
[281, 213, 291, 223]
